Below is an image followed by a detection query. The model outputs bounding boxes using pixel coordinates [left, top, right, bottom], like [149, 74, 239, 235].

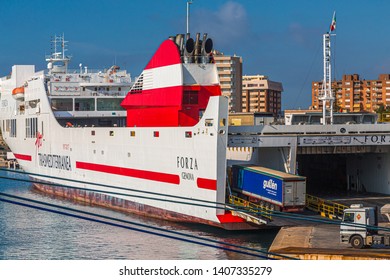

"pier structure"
[227, 123, 390, 195]
[269, 223, 390, 260]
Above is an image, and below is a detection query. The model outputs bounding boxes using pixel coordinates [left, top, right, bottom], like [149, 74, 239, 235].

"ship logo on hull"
[181, 172, 194, 181]
[38, 153, 72, 171]
[177, 156, 198, 170]
[177, 156, 198, 181]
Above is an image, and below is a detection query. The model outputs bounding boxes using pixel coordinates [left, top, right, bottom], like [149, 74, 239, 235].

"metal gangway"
[227, 195, 272, 225]
[305, 194, 348, 220]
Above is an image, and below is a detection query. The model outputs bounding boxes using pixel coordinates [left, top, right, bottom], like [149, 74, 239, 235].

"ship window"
[91, 130, 95, 136]
[51, 98, 73, 111]
[25, 118, 38, 138]
[97, 98, 124, 111]
[185, 131, 192, 138]
[75, 98, 95, 111]
[153, 131, 159, 137]
[110, 131, 114, 136]
[205, 119, 214, 127]
[220, 118, 226, 127]
[118, 87, 121, 91]
[10, 119, 17, 137]
[25, 119, 31, 138]
[130, 131, 136, 137]
[183, 90, 198, 105]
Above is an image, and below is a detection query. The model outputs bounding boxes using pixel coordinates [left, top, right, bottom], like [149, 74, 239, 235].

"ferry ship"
[0, 33, 271, 230]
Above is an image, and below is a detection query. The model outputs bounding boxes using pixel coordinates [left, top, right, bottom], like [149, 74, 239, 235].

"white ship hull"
[0, 35, 254, 230]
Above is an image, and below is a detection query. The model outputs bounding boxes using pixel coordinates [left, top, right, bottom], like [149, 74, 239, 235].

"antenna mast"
[186, 0, 193, 34]
[319, 12, 336, 125]
[46, 34, 71, 74]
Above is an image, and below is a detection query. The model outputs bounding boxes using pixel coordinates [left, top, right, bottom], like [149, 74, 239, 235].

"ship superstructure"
[45, 35, 132, 127]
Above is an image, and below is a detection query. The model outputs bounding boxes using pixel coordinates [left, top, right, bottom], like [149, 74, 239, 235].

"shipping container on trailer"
[231, 165, 306, 212]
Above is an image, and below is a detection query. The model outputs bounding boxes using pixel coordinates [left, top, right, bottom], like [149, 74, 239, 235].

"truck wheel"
[350, 235, 364, 249]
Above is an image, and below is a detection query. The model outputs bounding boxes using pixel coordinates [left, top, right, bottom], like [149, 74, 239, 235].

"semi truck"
[340, 204, 390, 249]
[230, 165, 306, 212]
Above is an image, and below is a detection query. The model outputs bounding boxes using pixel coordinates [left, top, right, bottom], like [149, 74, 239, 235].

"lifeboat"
[12, 87, 25, 101]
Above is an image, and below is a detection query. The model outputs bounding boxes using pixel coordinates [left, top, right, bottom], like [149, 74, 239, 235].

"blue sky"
[0, 0, 389, 110]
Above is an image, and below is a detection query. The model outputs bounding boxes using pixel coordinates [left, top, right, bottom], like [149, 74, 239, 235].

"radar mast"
[46, 34, 72, 74]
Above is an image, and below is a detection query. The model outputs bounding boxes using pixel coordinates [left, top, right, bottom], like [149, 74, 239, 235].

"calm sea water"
[0, 170, 278, 260]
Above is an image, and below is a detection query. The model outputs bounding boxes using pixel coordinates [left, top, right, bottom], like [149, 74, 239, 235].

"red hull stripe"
[76, 161, 180, 185]
[217, 213, 246, 223]
[197, 178, 217, 191]
[14, 153, 32, 161]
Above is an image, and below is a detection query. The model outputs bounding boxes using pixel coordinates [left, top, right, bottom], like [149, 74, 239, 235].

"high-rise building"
[213, 51, 242, 113]
[241, 75, 283, 116]
[312, 74, 390, 112]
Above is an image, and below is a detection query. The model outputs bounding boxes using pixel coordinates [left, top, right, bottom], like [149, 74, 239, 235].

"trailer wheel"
[350, 235, 364, 249]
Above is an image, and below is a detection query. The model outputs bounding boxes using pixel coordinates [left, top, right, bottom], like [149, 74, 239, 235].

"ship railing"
[84, 91, 128, 97]
[182, 54, 213, 64]
[228, 195, 272, 220]
[306, 194, 348, 219]
[49, 75, 132, 84]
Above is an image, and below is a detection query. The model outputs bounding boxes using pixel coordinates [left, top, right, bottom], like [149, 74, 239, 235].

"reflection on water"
[0, 170, 278, 260]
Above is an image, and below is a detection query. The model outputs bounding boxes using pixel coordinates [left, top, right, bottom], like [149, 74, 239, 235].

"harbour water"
[0, 170, 277, 260]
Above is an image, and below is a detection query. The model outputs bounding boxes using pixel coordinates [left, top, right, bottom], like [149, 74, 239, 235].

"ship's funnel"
[175, 34, 184, 54]
[194, 33, 201, 60]
[200, 34, 213, 63]
[184, 37, 195, 63]
[201, 33, 213, 55]
[185, 38, 195, 54]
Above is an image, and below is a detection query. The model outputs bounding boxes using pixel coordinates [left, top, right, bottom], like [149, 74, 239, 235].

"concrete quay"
[269, 223, 390, 260]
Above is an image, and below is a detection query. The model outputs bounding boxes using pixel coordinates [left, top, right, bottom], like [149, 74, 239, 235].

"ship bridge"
[227, 123, 390, 195]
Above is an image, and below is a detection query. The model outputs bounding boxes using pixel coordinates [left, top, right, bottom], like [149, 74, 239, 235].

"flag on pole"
[329, 11, 336, 32]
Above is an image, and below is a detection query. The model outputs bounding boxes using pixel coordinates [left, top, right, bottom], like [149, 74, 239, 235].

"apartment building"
[312, 74, 390, 112]
[213, 51, 242, 113]
[241, 75, 283, 116]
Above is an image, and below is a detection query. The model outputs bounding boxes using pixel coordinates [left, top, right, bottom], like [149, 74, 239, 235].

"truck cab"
[340, 204, 378, 248]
